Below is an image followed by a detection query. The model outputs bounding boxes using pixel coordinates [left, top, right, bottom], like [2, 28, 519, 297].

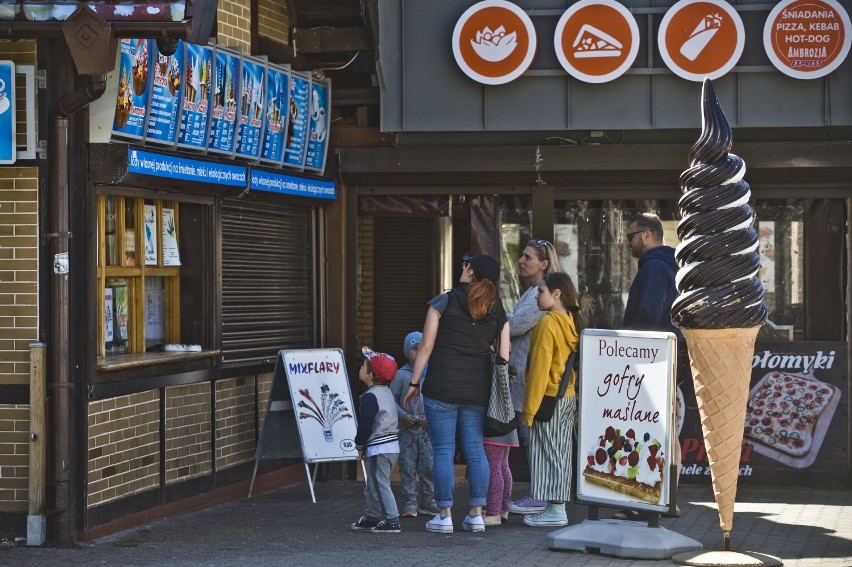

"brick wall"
[164, 383, 212, 484]
[356, 216, 374, 347]
[87, 391, 160, 507]
[257, 0, 289, 45]
[0, 405, 29, 512]
[0, 167, 39, 387]
[257, 372, 273, 428]
[217, 0, 252, 53]
[215, 377, 256, 469]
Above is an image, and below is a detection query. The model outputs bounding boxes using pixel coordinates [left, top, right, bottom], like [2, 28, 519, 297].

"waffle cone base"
[682, 327, 760, 533]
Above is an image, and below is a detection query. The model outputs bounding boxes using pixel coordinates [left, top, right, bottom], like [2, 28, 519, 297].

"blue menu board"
[145, 40, 185, 146]
[208, 47, 241, 156]
[283, 71, 310, 169]
[0, 61, 15, 164]
[304, 79, 330, 173]
[259, 64, 289, 165]
[235, 58, 266, 160]
[113, 38, 152, 140]
[177, 42, 214, 150]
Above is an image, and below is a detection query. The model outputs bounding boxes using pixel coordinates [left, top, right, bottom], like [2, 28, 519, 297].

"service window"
[96, 192, 213, 365]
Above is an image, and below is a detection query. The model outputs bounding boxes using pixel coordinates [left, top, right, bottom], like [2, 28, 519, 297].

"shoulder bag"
[485, 334, 518, 437]
[534, 350, 579, 423]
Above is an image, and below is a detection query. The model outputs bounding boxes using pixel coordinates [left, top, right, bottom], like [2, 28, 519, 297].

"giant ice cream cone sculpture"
[672, 79, 767, 536]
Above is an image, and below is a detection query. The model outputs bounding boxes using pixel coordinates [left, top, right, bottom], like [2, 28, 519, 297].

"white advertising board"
[283, 348, 359, 463]
[576, 329, 677, 513]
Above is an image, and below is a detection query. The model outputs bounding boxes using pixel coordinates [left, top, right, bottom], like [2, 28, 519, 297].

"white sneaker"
[164, 344, 186, 352]
[462, 514, 485, 532]
[426, 514, 453, 534]
[523, 504, 568, 527]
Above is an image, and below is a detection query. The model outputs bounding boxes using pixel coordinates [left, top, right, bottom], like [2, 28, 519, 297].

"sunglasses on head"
[462, 254, 474, 269]
[535, 239, 551, 247]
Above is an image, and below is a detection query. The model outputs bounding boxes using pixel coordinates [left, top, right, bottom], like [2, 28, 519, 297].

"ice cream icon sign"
[471, 25, 518, 62]
[297, 385, 353, 443]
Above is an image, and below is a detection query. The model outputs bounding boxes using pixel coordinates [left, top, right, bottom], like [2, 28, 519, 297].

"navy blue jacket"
[622, 246, 683, 339]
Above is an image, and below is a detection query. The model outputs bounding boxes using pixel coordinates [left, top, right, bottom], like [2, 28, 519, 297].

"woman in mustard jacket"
[521, 272, 584, 527]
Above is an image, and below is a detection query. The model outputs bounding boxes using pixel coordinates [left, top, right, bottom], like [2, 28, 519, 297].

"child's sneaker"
[370, 520, 402, 534]
[426, 514, 453, 534]
[484, 514, 502, 527]
[509, 495, 547, 514]
[462, 514, 485, 532]
[351, 515, 381, 531]
[402, 503, 418, 518]
[418, 500, 440, 515]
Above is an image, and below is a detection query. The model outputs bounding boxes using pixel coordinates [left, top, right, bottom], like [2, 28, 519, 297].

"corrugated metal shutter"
[221, 199, 312, 367]
[373, 217, 433, 361]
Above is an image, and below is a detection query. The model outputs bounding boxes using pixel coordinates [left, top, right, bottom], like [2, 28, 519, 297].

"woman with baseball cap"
[403, 254, 510, 534]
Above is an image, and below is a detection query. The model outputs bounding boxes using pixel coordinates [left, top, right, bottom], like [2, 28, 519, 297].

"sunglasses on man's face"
[626, 229, 647, 242]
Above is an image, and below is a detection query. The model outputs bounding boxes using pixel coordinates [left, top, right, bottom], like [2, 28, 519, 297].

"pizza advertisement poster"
[576, 329, 677, 512]
[679, 341, 848, 486]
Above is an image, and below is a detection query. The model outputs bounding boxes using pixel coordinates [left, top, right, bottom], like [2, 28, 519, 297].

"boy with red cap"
[351, 347, 402, 533]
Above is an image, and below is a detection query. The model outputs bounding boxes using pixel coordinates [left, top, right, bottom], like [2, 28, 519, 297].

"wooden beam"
[293, 26, 372, 54]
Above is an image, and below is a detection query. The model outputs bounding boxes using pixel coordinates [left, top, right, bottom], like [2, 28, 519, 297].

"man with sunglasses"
[616, 212, 683, 521]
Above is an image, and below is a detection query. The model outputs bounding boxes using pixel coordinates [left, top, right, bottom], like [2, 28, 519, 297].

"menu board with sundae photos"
[235, 57, 267, 160]
[576, 329, 676, 512]
[113, 38, 152, 140]
[208, 46, 242, 156]
[283, 71, 311, 169]
[260, 64, 290, 165]
[145, 41, 185, 146]
[177, 42, 214, 150]
[303, 78, 330, 172]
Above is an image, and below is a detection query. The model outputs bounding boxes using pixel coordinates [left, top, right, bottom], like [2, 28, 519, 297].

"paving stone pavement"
[2, 481, 851, 566]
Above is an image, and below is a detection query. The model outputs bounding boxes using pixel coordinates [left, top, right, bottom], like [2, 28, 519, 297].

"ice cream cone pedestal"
[671, 327, 781, 567]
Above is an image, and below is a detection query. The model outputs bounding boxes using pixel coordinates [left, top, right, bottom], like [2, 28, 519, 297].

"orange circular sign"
[452, 0, 537, 85]
[554, 0, 640, 83]
[658, 0, 745, 81]
[764, 0, 851, 79]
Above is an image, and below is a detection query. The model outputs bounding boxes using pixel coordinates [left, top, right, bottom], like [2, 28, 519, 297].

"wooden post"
[28, 342, 47, 545]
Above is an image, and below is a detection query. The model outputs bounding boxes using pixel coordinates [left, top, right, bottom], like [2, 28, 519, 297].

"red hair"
[466, 278, 497, 321]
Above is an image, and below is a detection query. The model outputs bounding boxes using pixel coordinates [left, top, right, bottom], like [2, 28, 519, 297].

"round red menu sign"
[452, 0, 537, 85]
[764, 0, 852, 79]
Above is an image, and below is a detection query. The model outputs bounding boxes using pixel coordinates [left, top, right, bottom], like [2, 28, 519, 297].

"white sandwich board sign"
[576, 329, 677, 514]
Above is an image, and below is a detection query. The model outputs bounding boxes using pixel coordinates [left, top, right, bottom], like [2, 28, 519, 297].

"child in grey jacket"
[389, 332, 438, 517]
[351, 347, 401, 533]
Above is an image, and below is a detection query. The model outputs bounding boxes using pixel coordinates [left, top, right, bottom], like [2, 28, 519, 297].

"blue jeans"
[424, 396, 489, 508]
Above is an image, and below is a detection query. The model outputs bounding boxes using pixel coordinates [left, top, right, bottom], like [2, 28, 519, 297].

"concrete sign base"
[547, 518, 703, 560]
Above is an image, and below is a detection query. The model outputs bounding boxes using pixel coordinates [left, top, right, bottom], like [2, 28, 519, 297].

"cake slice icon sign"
[572, 24, 622, 58]
[679, 13, 722, 61]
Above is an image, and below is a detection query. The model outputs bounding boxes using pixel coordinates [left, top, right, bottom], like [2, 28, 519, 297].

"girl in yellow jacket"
[521, 272, 584, 527]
